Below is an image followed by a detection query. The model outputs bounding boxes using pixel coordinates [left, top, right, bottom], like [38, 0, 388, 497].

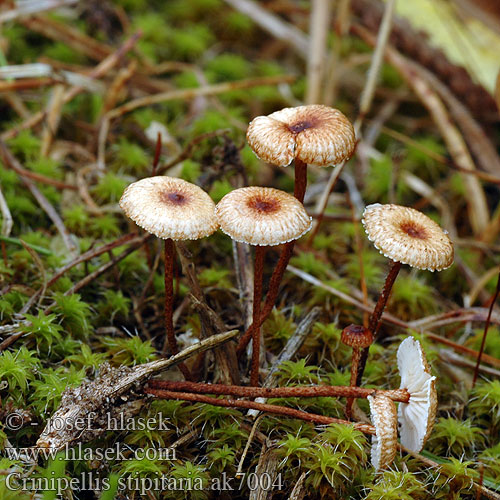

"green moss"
[92, 172, 128, 203]
[206, 54, 252, 82]
[429, 418, 484, 457]
[101, 336, 156, 365]
[114, 139, 151, 174]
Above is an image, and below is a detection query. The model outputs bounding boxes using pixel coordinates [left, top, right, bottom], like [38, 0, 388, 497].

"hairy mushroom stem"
[250, 245, 266, 386]
[162, 239, 192, 380]
[294, 158, 308, 202]
[356, 260, 402, 386]
[145, 387, 376, 433]
[341, 325, 374, 419]
[147, 379, 410, 402]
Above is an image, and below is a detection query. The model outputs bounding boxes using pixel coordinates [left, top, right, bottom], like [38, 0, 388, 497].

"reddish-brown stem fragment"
[357, 260, 402, 386]
[162, 238, 191, 380]
[145, 388, 376, 434]
[147, 379, 410, 403]
[472, 269, 500, 387]
[345, 347, 362, 419]
[294, 158, 308, 203]
[251, 246, 266, 386]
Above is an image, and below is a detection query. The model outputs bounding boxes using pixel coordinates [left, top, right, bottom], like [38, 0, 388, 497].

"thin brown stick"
[145, 388, 376, 434]
[147, 379, 410, 403]
[0, 140, 77, 190]
[472, 270, 500, 386]
[21, 15, 113, 61]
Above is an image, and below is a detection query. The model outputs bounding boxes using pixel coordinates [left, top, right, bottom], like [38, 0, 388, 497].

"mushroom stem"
[145, 387, 376, 434]
[162, 238, 192, 380]
[345, 347, 362, 419]
[236, 241, 295, 356]
[294, 158, 308, 202]
[147, 379, 411, 403]
[356, 260, 402, 385]
[250, 245, 266, 386]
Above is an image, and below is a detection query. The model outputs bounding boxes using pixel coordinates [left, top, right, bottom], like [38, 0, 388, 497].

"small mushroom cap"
[397, 336, 438, 453]
[215, 186, 311, 246]
[341, 324, 374, 348]
[246, 105, 356, 167]
[362, 204, 454, 271]
[368, 394, 398, 471]
[119, 176, 218, 240]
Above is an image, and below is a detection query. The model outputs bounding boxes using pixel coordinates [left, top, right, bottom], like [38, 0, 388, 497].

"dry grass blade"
[0, 185, 13, 237]
[0, 0, 78, 23]
[306, 0, 332, 104]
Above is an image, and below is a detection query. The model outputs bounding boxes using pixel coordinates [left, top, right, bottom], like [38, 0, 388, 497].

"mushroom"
[216, 186, 311, 386]
[238, 105, 355, 357]
[368, 393, 398, 471]
[396, 336, 437, 453]
[246, 105, 356, 202]
[120, 176, 218, 379]
[357, 204, 454, 385]
[341, 324, 374, 419]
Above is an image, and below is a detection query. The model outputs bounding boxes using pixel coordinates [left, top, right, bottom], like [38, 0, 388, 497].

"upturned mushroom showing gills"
[216, 186, 311, 386]
[120, 176, 218, 380]
[356, 203, 454, 385]
[397, 336, 438, 453]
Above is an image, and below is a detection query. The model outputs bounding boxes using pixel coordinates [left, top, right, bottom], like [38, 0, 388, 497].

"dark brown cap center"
[162, 191, 187, 206]
[400, 222, 428, 239]
[248, 197, 280, 214]
[288, 120, 313, 134]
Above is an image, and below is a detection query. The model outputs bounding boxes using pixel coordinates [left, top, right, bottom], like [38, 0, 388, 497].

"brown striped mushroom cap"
[246, 105, 356, 167]
[119, 176, 218, 240]
[215, 186, 311, 246]
[362, 204, 454, 272]
[397, 336, 438, 453]
[368, 394, 398, 471]
[341, 324, 374, 348]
